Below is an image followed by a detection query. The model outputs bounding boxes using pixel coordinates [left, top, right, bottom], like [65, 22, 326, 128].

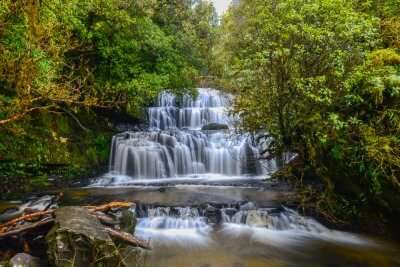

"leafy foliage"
[0, 0, 217, 196]
[216, 0, 400, 219]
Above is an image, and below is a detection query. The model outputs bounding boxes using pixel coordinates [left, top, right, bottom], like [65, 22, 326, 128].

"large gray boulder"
[9, 253, 40, 267]
[46, 207, 121, 267]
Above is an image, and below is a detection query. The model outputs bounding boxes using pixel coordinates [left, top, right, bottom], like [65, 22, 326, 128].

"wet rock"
[201, 123, 229, 131]
[110, 209, 137, 233]
[245, 210, 271, 227]
[135, 204, 148, 217]
[223, 208, 238, 217]
[46, 207, 121, 267]
[240, 202, 257, 211]
[9, 253, 40, 267]
[0, 195, 57, 223]
[205, 204, 222, 224]
[0, 206, 20, 223]
[25, 195, 57, 212]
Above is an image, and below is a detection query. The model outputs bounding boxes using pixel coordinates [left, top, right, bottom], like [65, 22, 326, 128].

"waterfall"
[104, 88, 274, 182]
[149, 88, 232, 130]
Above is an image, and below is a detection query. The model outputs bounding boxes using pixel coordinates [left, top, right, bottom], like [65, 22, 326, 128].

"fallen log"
[105, 227, 151, 250]
[85, 201, 135, 212]
[0, 217, 54, 239]
[0, 209, 55, 233]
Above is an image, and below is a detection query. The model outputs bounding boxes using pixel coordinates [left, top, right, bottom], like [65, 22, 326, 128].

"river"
[22, 88, 400, 266]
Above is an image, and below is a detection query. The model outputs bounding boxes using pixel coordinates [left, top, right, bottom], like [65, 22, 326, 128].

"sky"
[210, 0, 232, 16]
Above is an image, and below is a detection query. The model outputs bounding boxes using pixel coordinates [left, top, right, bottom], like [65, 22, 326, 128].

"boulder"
[106, 208, 137, 233]
[46, 207, 121, 267]
[204, 204, 222, 224]
[9, 253, 40, 267]
[201, 123, 229, 131]
[116, 209, 137, 233]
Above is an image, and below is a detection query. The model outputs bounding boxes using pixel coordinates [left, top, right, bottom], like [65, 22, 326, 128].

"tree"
[216, 0, 400, 218]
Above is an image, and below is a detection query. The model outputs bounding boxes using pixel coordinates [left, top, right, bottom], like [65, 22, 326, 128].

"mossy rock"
[46, 207, 121, 267]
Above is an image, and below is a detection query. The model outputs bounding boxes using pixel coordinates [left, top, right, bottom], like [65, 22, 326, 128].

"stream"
[3, 88, 399, 266]
[85, 88, 400, 266]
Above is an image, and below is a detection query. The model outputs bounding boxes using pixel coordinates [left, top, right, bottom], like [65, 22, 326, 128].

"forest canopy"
[214, 0, 400, 220]
[0, 0, 217, 195]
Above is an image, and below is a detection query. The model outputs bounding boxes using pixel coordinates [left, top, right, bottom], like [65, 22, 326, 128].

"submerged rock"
[205, 204, 222, 224]
[46, 207, 121, 267]
[9, 253, 40, 267]
[201, 123, 229, 131]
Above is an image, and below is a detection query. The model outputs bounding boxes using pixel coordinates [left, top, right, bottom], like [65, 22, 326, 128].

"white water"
[135, 205, 374, 249]
[86, 88, 400, 267]
[94, 88, 281, 185]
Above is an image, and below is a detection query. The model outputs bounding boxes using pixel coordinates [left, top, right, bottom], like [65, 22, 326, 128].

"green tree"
[216, 0, 400, 220]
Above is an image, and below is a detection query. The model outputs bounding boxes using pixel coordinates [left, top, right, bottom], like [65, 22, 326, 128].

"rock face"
[46, 207, 121, 267]
[9, 253, 40, 267]
[201, 123, 229, 131]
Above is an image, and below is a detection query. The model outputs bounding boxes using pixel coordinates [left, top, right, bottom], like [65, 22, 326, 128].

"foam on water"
[134, 205, 375, 252]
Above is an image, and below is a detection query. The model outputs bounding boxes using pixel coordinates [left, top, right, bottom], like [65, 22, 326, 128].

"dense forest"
[0, 0, 400, 235]
[0, 0, 217, 195]
[214, 0, 400, 226]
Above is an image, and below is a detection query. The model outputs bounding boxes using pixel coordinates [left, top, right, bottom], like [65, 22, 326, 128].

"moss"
[0, 110, 114, 199]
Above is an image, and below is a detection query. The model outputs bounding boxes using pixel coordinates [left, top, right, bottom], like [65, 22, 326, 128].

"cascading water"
[87, 88, 400, 267]
[97, 88, 274, 185]
[131, 203, 396, 267]
[148, 88, 232, 130]
[135, 204, 371, 247]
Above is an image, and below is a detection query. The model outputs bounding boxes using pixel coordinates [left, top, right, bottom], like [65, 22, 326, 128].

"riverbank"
[271, 158, 400, 241]
[0, 107, 148, 200]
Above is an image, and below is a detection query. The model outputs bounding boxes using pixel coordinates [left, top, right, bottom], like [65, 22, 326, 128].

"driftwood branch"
[0, 209, 55, 233]
[85, 201, 135, 213]
[105, 228, 150, 250]
[0, 218, 54, 239]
